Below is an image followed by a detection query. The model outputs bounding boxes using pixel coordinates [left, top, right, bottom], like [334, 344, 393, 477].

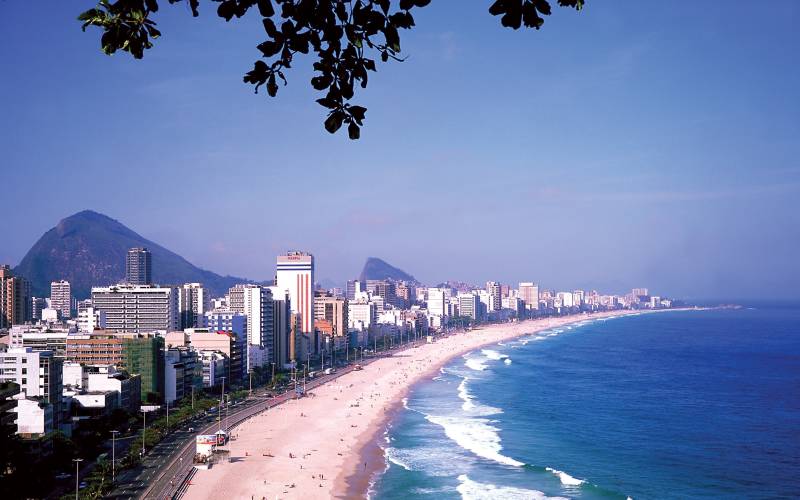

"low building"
[66, 332, 163, 404]
[185, 329, 243, 388]
[199, 351, 228, 388]
[165, 347, 201, 405]
[9, 325, 73, 356]
[85, 365, 142, 413]
[0, 347, 62, 427]
[71, 391, 118, 418]
[76, 307, 106, 333]
[0, 381, 20, 430]
[13, 397, 53, 438]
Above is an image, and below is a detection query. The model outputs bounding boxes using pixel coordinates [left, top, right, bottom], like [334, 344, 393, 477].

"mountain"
[358, 257, 418, 283]
[13, 210, 258, 299]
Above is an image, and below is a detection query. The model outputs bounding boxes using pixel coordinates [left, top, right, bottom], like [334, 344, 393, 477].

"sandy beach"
[183, 310, 640, 500]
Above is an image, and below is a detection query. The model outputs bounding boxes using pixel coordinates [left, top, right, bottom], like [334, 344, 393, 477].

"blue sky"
[1, 1, 798, 299]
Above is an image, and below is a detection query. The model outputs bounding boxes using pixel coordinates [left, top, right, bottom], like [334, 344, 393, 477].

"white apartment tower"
[178, 283, 211, 329]
[228, 284, 274, 352]
[427, 288, 447, 317]
[276, 252, 315, 336]
[50, 280, 72, 319]
[486, 281, 502, 311]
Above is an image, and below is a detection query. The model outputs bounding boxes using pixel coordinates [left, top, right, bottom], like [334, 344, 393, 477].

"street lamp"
[110, 430, 120, 484]
[141, 409, 147, 456]
[73, 458, 83, 500]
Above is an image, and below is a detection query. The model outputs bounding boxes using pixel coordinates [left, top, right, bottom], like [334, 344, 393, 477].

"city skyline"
[1, 1, 798, 300]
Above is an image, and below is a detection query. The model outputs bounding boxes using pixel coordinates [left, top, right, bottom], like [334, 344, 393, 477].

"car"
[188, 427, 194, 433]
[55, 473, 71, 480]
[79, 482, 88, 489]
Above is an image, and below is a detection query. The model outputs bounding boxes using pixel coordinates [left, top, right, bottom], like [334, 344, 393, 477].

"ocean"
[372, 307, 800, 499]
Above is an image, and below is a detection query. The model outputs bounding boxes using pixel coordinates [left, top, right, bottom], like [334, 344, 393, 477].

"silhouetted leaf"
[79, 0, 586, 139]
[324, 111, 345, 134]
[348, 121, 360, 140]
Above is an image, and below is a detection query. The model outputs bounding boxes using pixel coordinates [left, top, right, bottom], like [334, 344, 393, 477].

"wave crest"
[456, 474, 567, 500]
[426, 414, 523, 467]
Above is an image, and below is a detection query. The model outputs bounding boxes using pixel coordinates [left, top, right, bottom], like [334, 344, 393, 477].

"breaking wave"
[456, 475, 567, 500]
[425, 414, 523, 467]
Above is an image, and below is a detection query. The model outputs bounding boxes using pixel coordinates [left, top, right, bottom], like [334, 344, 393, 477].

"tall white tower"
[276, 251, 315, 336]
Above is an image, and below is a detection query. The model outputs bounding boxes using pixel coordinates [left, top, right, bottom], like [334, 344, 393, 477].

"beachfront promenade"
[181, 310, 639, 499]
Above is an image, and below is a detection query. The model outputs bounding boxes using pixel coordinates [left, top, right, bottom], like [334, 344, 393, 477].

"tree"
[78, 0, 585, 139]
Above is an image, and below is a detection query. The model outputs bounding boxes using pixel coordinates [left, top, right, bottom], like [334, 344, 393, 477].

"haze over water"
[375, 307, 800, 499]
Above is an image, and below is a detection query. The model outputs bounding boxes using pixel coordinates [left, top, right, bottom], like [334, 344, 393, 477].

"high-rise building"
[126, 247, 152, 285]
[518, 282, 539, 310]
[30, 297, 47, 321]
[366, 280, 398, 308]
[572, 290, 585, 307]
[556, 292, 574, 308]
[227, 284, 274, 370]
[1, 266, 31, 328]
[486, 281, 502, 311]
[345, 280, 360, 301]
[457, 293, 480, 320]
[265, 286, 291, 369]
[348, 301, 376, 331]
[314, 294, 348, 337]
[276, 252, 315, 339]
[178, 283, 210, 329]
[395, 282, 415, 308]
[427, 288, 447, 317]
[91, 284, 179, 333]
[50, 280, 72, 319]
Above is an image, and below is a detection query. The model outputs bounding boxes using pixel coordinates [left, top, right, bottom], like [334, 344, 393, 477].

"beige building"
[518, 282, 539, 310]
[1, 266, 31, 328]
[314, 294, 348, 337]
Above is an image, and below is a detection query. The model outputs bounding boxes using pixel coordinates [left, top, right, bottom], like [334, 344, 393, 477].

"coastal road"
[109, 339, 427, 500]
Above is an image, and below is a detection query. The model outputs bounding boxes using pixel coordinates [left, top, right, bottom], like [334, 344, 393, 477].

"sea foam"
[425, 414, 523, 467]
[456, 474, 567, 500]
[384, 446, 458, 476]
[384, 447, 412, 471]
[481, 349, 508, 361]
[464, 357, 488, 371]
[546, 467, 586, 486]
[458, 378, 501, 416]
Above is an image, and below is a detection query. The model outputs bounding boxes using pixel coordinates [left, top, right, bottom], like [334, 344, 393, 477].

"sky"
[1, 1, 798, 300]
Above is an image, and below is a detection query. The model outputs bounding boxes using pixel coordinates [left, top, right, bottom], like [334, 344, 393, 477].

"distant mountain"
[13, 210, 259, 299]
[359, 257, 418, 283]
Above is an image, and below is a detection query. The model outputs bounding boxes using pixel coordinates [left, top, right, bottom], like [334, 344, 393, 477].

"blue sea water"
[372, 307, 800, 499]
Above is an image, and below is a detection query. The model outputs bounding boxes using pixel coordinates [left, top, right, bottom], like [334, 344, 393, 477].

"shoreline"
[183, 308, 695, 500]
[335, 311, 640, 498]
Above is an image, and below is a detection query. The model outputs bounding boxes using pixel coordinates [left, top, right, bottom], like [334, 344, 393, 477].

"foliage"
[78, 0, 585, 138]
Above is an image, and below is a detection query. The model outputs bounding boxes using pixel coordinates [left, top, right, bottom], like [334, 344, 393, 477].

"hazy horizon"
[1, 1, 798, 299]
